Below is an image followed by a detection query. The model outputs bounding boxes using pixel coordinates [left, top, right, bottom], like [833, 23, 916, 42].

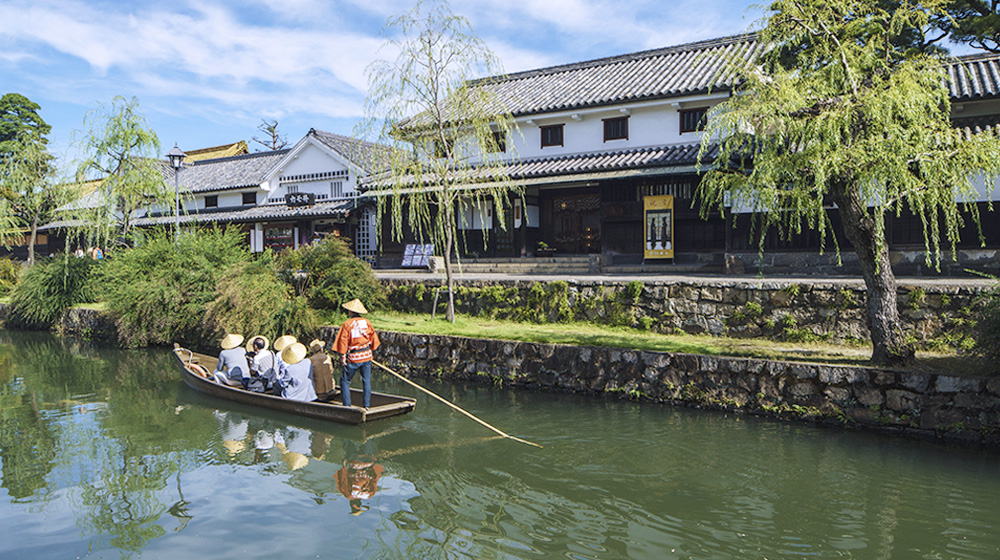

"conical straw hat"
[342, 299, 368, 315]
[273, 335, 297, 352]
[246, 335, 269, 352]
[282, 451, 309, 471]
[223, 439, 245, 455]
[309, 339, 325, 353]
[221, 333, 244, 350]
[281, 342, 308, 365]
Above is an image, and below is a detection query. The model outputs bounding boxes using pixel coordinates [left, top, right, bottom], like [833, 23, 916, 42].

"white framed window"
[331, 181, 344, 198]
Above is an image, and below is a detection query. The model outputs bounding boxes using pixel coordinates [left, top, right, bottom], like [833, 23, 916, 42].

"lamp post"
[167, 144, 186, 240]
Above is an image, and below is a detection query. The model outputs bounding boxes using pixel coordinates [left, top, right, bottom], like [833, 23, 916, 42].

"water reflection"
[3, 330, 1000, 559]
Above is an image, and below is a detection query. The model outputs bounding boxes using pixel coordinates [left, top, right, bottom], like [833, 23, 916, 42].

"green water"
[1, 330, 998, 559]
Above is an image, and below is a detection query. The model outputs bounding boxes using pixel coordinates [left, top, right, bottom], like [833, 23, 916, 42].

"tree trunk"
[831, 186, 914, 366]
[443, 204, 456, 324]
[27, 215, 38, 267]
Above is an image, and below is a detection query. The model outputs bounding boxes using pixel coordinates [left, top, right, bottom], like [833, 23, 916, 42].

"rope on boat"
[372, 360, 543, 449]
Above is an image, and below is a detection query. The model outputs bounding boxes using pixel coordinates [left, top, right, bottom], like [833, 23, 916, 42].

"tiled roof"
[182, 141, 249, 163]
[176, 149, 289, 194]
[952, 114, 1000, 138]
[948, 53, 1000, 100]
[309, 129, 396, 174]
[132, 199, 359, 227]
[470, 34, 761, 118]
[361, 143, 714, 190]
[505, 143, 712, 179]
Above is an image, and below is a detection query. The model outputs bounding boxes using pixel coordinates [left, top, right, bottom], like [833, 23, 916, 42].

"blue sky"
[0, 0, 978, 170]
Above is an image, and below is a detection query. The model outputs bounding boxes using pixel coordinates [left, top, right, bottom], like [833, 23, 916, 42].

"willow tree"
[0, 136, 72, 265]
[74, 96, 168, 248]
[698, 0, 1000, 365]
[360, 0, 519, 322]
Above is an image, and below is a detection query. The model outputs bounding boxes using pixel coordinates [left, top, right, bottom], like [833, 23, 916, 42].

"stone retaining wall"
[384, 278, 986, 345]
[346, 330, 1000, 448]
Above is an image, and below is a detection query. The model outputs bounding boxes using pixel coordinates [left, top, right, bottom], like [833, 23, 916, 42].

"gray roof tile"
[133, 199, 359, 227]
[176, 149, 289, 194]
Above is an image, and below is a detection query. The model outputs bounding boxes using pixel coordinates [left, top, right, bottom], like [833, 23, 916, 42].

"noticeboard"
[643, 195, 674, 260]
[401, 244, 435, 268]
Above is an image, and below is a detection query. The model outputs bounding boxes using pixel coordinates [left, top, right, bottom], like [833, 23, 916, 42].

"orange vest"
[334, 317, 380, 363]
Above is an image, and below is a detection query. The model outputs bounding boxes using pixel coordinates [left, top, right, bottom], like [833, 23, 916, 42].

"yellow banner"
[643, 195, 673, 260]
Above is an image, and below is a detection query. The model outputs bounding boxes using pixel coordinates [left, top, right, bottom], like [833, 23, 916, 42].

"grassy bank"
[361, 310, 981, 374]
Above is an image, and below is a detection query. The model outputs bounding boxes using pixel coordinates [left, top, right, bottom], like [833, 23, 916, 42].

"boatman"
[333, 299, 380, 409]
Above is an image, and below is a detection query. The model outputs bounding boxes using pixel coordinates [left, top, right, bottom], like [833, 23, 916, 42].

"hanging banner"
[643, 195, 674, 260]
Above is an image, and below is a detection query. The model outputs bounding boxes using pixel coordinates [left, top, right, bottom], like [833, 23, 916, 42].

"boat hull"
[173, 346, 415, 425]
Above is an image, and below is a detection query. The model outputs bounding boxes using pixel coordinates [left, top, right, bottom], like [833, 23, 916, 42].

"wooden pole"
[372, 360, 543, 449]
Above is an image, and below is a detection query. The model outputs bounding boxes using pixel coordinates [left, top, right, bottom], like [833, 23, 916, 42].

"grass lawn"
[363, 310, 987, 376]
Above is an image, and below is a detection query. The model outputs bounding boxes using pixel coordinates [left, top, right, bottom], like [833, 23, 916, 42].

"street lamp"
[167, 144, 186, 240]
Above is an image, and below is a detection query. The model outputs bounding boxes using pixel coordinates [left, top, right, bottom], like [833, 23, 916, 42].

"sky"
[0, 0, 980, 170]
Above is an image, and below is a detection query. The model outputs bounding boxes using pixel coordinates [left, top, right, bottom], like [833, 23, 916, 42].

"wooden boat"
[173, 344, 416, 425]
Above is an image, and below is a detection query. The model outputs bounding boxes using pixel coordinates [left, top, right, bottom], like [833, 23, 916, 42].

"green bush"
[95, 227, 249, 348]
[203, 252, 319, 342]
[278, 235, 385, 311]
[0, 258, 20, 295]
[8, 256, 96, 327]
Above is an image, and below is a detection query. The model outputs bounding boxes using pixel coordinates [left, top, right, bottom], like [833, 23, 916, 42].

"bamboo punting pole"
[372, 360, 543, 449]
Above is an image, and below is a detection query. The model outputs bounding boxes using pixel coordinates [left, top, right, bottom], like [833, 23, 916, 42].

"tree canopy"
[698, 0, 1000, 365]
[73, 96, 168, 247]
[0, 93, 51, 160]
[359, 0, 519, 322]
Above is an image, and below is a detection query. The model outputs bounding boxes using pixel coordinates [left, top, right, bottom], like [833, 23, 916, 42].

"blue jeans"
[341, 360, 371, 408]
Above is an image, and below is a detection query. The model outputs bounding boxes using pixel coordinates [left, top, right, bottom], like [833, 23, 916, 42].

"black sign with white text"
[285, 192, 315, 207]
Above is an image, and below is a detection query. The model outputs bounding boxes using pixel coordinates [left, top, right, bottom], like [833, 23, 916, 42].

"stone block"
[885, 389, 920, 412]
[935, 376, 982, 393]
[722, 287, 747, 305]
[819, 367, 869, 385]
[788, 364, 818, 380]
[986, 377, 1000, 396]
[873, 371, 896, 387]
[954, 393, 995, 409]
[788, 382, 818, 399]
[900, 373, 931, 393]
[824, 386, 850, 404]
[854, 386, 884, 407]
[700, 286, 723, 302]
[769, 290, 793, 307]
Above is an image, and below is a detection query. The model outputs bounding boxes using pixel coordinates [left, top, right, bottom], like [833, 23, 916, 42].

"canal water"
[1, 330, 999, 559]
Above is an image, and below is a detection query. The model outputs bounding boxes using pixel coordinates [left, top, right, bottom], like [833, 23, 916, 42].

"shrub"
[0, 258, 20, 295]
[203, 252, 319, 342]
[278, 235, 385, 311]
[7, 256, 97, 327]
[95, 227, 249, 348]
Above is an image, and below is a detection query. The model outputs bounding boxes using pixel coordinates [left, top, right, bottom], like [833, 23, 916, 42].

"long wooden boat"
[173, 344, 416, 425]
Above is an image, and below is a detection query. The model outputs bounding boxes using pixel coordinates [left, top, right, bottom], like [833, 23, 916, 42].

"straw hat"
[309, 339, 325, 353]
[281, 451, 309, 471]
[220, 333, 244, 350]
[273, 335, 297, 352]
[342, 299, 368, 315]
[223, 439, 246, 455]
[281, 342, 308, 365]
[246, 335, 269, 353]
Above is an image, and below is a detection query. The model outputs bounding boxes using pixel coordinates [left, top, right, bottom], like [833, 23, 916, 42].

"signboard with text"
[643, 195, 674, 260]
[285, 192, 315, 207]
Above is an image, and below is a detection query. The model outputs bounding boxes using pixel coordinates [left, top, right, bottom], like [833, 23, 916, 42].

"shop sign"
[643, 195, 674, 259]
[286, 193, 315, 207]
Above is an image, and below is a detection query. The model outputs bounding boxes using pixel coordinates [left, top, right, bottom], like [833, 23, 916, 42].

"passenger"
[247, 335, 277, 391]
[271, 335, 297, 392]
[213, 334, 251, 388]
[275, 342, 318, 402]
[309, 339, 336, 400]
[334, 299, 380, 409]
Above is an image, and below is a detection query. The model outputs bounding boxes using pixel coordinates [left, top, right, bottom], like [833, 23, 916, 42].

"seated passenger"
[309, 339, 336, 399]
[213, 334, 250, 388]
[247, 335, 277, 390]
[275, 342, 318, 402]
[272, 335, 297, 381]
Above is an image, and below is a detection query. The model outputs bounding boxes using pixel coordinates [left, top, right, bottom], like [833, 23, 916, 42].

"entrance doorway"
[545, 193, 601, 254]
